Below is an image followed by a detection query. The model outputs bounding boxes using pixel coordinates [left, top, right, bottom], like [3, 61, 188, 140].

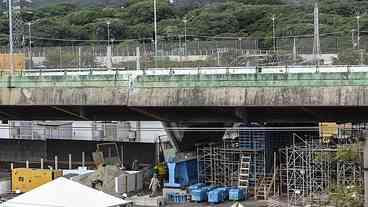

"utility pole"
[8, 0, 14, 74]
[27, 22, 32, 69]
[183, 17, 188, 56]
[154, 0, 158, 57]
[352, 29, 356, 48]
[272, 15, 276, 53]
[313, 1, 321, 65]
[107, 21, 111, 47]
[293, 37, 297, 63]
[357, 15, 361, 50]
[106, 21, 112, 69]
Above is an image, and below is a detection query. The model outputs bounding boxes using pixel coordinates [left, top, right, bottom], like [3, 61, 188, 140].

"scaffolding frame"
[196, 140, 257, 187]
[280, 131, 363, 206]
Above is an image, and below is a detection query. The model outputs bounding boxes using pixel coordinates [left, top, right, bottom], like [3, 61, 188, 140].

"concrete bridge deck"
[0, 65, 367, 122]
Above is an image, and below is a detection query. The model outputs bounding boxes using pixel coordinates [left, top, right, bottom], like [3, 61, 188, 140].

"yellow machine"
[12, 168, 63, 193]
[319, 122, 338, 143]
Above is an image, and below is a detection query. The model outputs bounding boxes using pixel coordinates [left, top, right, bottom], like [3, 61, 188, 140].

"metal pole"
[78, 47, 81, 69]
[59, 47, 62, 68]
[272, 15, 276, 53]
[82, 152, 85, 168]
[184, 18, 187, 56]
[8, 0, 14, 74]
[69, 154, 72, 170]
[136, 47, 140, 70]
[54, 156, 58, 170]
[107, 21, 110, 47]
[293, 37, 297, 63]
[154, 0, 158, 57]
[28, 22, 32, 69]
[357, 15, 361, 50]
[352, 29, 356, 48]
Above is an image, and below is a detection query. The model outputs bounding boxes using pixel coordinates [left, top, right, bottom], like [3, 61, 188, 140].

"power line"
[26, 32, 345, 44]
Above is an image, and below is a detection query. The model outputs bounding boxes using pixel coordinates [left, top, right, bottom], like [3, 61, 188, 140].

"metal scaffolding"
[196, 139, 256, 187]
[280, 130, 363, 206]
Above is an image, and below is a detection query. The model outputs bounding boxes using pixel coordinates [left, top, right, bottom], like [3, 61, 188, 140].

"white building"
[0, 120, 167, 143]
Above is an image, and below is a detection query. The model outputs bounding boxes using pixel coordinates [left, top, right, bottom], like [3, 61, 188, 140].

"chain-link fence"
[0, 34, 367, 70]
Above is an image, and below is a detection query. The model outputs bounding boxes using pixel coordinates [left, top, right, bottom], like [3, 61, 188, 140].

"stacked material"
[191, 186, 216, 202]
[72, 165, 124, 195]
[208, 188, 226, 203]
[229, 188, 246, 201]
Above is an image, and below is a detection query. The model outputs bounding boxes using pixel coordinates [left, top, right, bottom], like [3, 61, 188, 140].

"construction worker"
[149, 173, 161, 197]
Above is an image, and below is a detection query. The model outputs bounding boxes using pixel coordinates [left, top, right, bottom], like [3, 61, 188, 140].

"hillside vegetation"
[1, 0, 367, 47]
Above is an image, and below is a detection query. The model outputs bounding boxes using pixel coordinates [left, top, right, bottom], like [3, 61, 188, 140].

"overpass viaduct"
[0, 65, 368, 123]
[2, 65, 368, 150]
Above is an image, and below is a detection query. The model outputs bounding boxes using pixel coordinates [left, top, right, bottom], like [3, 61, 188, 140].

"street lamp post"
[357, 15, 361, 49]
[183, 17, 188, 56]
[352, 29, 356, 48]
[272, 15, 276, 53]
[27, 22, 32, 69]
[107, 21, 111, 47]
[111, 38, 115, 56]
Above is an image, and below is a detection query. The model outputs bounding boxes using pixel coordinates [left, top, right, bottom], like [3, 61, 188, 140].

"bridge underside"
[1, 105, 368, 123]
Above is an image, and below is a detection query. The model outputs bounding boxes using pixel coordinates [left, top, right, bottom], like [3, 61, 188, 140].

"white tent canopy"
[0, 177, 129, 207]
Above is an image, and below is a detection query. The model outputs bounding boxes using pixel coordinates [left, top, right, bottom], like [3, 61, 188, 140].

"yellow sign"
[319, 122, 337, 143]
[0, 53, 25, 71]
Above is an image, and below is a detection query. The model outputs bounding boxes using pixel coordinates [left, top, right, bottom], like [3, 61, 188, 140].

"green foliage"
[335, 144, 360, 161]
[3, 0, 368, 48]
[34, 3, 77, 18]
[329, 184, 363, 207]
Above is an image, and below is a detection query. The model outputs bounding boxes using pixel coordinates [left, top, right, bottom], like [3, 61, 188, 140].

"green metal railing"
[1, 66, 368, 88]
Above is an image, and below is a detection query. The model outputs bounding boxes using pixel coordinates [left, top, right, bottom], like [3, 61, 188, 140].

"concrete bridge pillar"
[162, 122, 227, 152]
[162, 122, 183, 152]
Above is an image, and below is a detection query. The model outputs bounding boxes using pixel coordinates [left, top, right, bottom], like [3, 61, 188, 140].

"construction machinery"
[12, 168, 62, 193]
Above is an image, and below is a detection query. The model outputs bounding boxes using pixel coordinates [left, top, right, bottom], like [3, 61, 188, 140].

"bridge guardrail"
[0, 65, 366, 86]
[0, 65, 364, 76]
